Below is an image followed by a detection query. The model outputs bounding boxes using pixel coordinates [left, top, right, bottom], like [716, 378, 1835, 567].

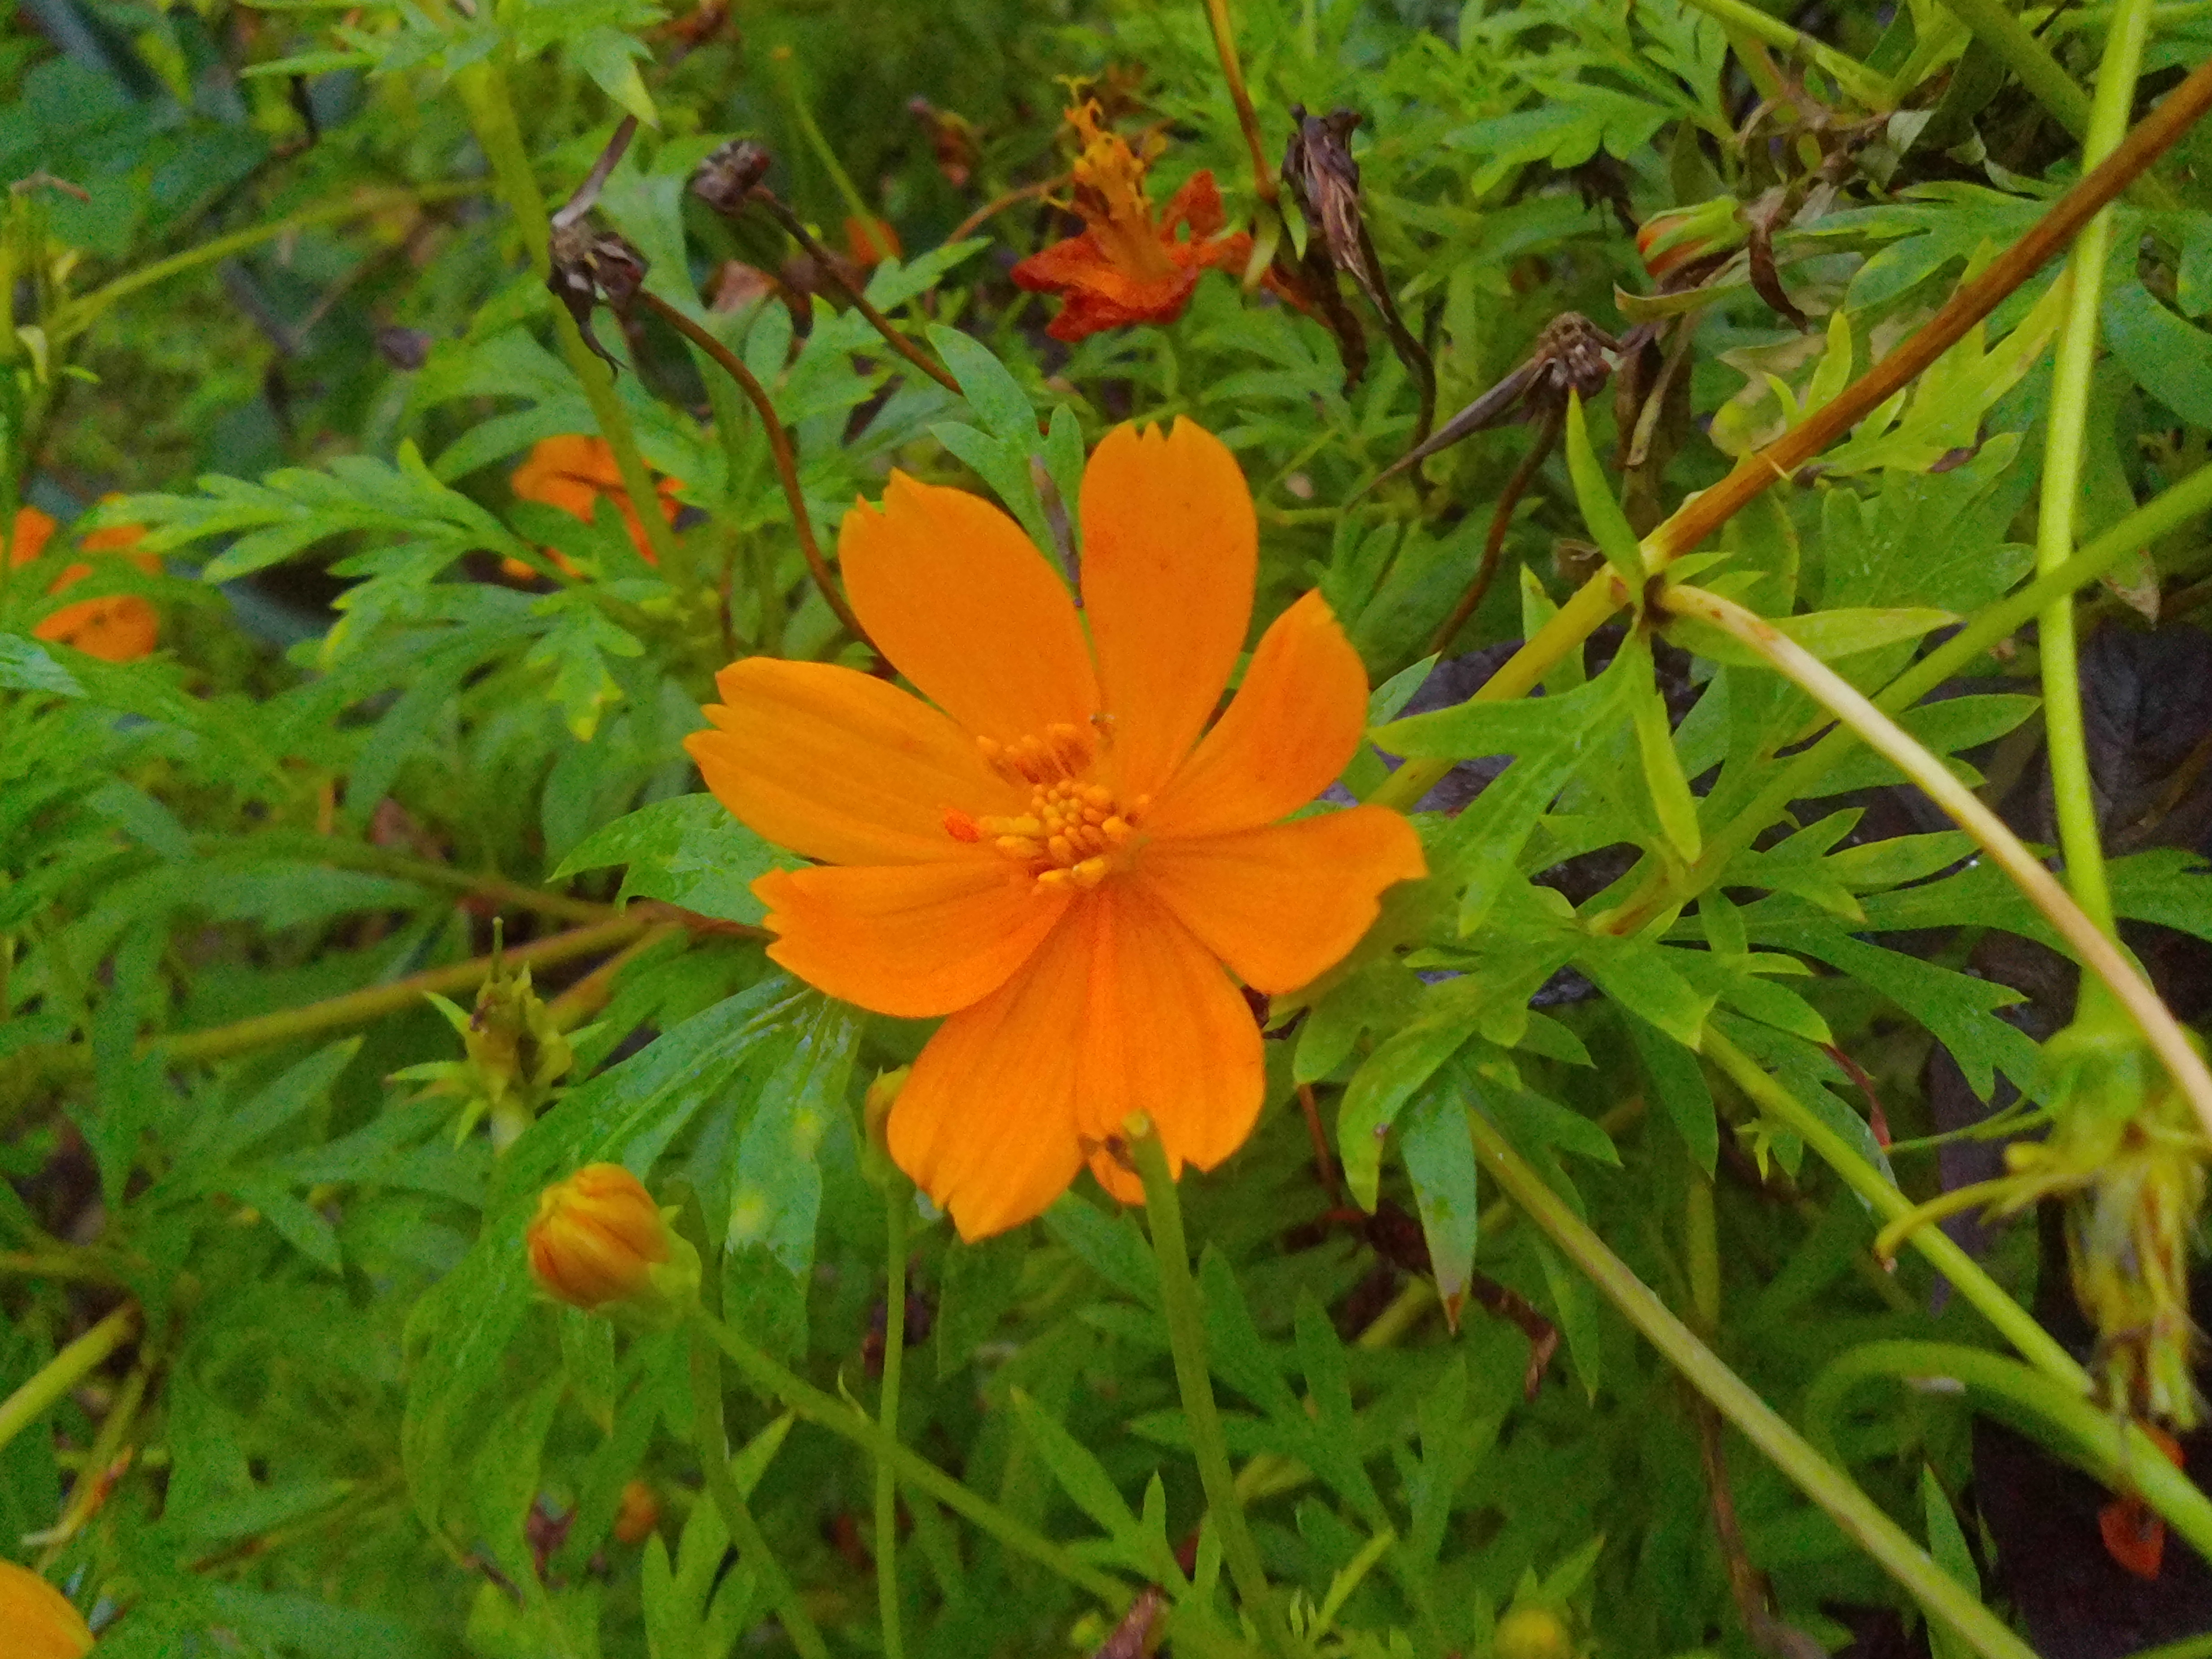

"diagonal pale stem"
[1665, 583, 2212, 1139]
[1466, 1105, 2038, 1659]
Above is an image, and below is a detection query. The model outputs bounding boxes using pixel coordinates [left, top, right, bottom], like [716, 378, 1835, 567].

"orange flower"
[685, 421, 1425, 1238]
[0, 1558, 94, 1659]
[10, 503, 162, 664]
[1011, 103, 1253, 342]
[507, 436, 682, 579]
[844, 215, 902, 269]
[613, 1477, 661, 1544]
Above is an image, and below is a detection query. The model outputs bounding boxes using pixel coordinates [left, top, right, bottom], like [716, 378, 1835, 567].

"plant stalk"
[1668, 584, 2212, 1135]
[1132, 1127, 1300, 1659]
[692, 1311, 1129, 1605]
[1202, 0, 1280, 206]
[1700, 1027, 2090, 1389]
[688, 1333, 831, 1659]
[1465, 1107, 2038, 1659]
[2031, 0, 2155, 946]
[877, 1186, 909, 1659]
[0, 1304, 138, 1456]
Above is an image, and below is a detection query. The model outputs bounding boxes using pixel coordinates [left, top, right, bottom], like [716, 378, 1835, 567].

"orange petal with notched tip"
[887, 900, 1098, 1239]
[1081, 421, 1255, 801]
[841, 473, 1098, 744]
[1145, 590, 1369, 839]
[1075, 879, 1265, 1204]
[1137, 807, 1425, 995]
[754, 859, 1071, 1018]
[686, 658, 1017, 867]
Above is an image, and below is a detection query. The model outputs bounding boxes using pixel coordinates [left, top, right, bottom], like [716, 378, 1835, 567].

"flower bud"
[1634, 195, 1744, 281]
[613, 1477, 661, 1545]
[1494, 1605, 1576, 1659]
[0, 1559, 94, 1659]
[861, 1068, 908, 1190]
[527, 1164, 697, 1319]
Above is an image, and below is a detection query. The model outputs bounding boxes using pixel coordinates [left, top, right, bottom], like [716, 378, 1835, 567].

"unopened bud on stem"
[527, 1163, 698, 1322]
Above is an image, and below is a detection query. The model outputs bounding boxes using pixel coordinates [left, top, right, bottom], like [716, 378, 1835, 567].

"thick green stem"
[688, 1334, 831, 1659]
[1804, 1340, 2212, 1570]
[1667, 584, 2212, 1137]
[1465, 1108, 2038, 1659]
[876, 1188, 908, 1659]
[0, 1304, 138, 1456]
[1676, 0, 1896, 106]
[1936, 0, 2095, 137]
[1131, 1129, 1300, 1659]
[1702, 1028, 2090, 1389]
[2034, 0, 2155, 949]
[452, 59, 688, 584]
[691, 1311, 1129, 1605]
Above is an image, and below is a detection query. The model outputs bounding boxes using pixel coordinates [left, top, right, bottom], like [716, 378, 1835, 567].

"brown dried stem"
[1203, 0, 1279, 206]
[632, 289, 878, 655]
[746, 189, 961, 394]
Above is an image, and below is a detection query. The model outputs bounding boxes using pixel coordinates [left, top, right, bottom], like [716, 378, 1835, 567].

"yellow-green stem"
[2034, 0, 2155, 947]
[0, 1304, 138, 1456]
[876, 1187, 909, 1659]
[452, 59, 688, 583]
[1203, 0, 1280, 205]
[1131, 1129, 1300, 1659]
[688, 1333, 831, 1659]
[1676, 0, 1896, 106]
[1465, 1107, 2037, 1659]
[768, 48, 883, 237]
[1803, 1340, 2212, 1569]
[1701, 1027, 2090, 1389]
[691, 1310, 1129, 1605]
[1665, 584, 2212, 1138]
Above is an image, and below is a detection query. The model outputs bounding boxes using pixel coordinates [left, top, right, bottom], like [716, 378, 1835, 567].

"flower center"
[1069, 106, 1177, 283]
[942, 721, 1146, 890]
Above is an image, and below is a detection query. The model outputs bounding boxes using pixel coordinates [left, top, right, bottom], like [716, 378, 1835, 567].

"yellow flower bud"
[0, 1559, 94, 1659]
[527, 1164, 679, 1312]
[613, 1477, 661, 1545]
[861, 1068, 909, 1189]
[1494, 1606, 1576, 1659]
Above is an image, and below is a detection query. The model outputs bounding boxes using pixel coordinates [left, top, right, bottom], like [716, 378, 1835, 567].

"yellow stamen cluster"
[957, 721, 1143, 890]
[1067, 101, 1176, 280]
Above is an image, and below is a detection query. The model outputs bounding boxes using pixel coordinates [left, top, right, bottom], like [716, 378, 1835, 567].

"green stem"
[687, 1333, 831, 1659]
[691, 1311, 1129, 1605]
[452, 58, 689, 585]
[1936, 0, 2095, 137]
[2035, 0, 2155, 949]
[1131, 1129, 1300, 1659]
[1464, 1109, 2038, 1659]
[48, 184, 478, 347]
[1685, 1170, 1721, 1333]
[876, 1187, 909, 1659]
[197, 832, 614, 925]
[1666, 583, 2212, 1137]
[1675, 0, 1896, 106]
[768, 49, 882, 235]
[1701, 1026, 2090, 1389]
[1803, 1339, 2212, 1570]
[0, 1304, 138, 1456]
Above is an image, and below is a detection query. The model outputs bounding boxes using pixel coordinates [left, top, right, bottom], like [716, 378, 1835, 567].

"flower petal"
[887, 900, 1099, 1239]
[1159, 170, 1228, 240]
[1145, 590, 1368, 839]
[755, 860, 1070, 1018]
[1137, 807, 1426, 995]
[841, 473, 1098, 743]
[686, 657, 1014, 866]
[1076, 880, 1265, 1203]
[1080, 420, 1256, 801]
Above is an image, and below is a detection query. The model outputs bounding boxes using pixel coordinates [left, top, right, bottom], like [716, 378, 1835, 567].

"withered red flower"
[1011, 102, 1251, 342]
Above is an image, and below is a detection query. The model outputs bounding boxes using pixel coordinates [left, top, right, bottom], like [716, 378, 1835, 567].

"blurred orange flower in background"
[506, 435, 682, 579]
[0, 1557, 94, 1659]
[1011, 102, 1252, 342]
[10, 501, 162, 663]
[687, 419, 1424, 1239]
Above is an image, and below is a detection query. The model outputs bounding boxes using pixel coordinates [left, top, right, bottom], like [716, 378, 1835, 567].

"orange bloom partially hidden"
[1011, 103, 1253, 343]
[507, 436, 682, 579]
[0, 1558, 94, 1659]
[527, 1163, 673, 1312]
[10, 503, 162, 663]
[686, 420, 1425, 1239]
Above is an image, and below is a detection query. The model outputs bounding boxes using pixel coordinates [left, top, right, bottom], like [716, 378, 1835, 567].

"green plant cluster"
[6, 0, 2212, 1655]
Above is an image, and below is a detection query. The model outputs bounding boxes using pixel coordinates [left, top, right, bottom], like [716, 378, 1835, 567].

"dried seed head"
[546, 224, 650, 372]
[693, 138, 772, 215]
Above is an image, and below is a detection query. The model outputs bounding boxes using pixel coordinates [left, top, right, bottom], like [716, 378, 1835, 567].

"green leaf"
[1402, 1088, 1479, 1316]
[571, 28, 658, 126]
[1920, 1466, 1979, 1659]
[1562, 390, 1644, 586]
[0, 632, 83, 696]
[1624, 1014, 1717, 1173]
[2105, 277, 2212, 425]
[555, 794, 801, 926]
[1573, 936, 1714, 1049]
[926, 326, 1038, 441]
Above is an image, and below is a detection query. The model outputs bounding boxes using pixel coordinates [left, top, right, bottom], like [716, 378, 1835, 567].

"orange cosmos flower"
[506, 435, 682, 579]
[685, 420, 1425, 1238]
[1010, 102, 1253, 343]
[0, 1558, 94, 1659]
[10, 502, 162, 663]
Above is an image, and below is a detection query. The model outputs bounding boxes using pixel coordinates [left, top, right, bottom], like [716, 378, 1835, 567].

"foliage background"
[6, 0, 2212, 1654]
